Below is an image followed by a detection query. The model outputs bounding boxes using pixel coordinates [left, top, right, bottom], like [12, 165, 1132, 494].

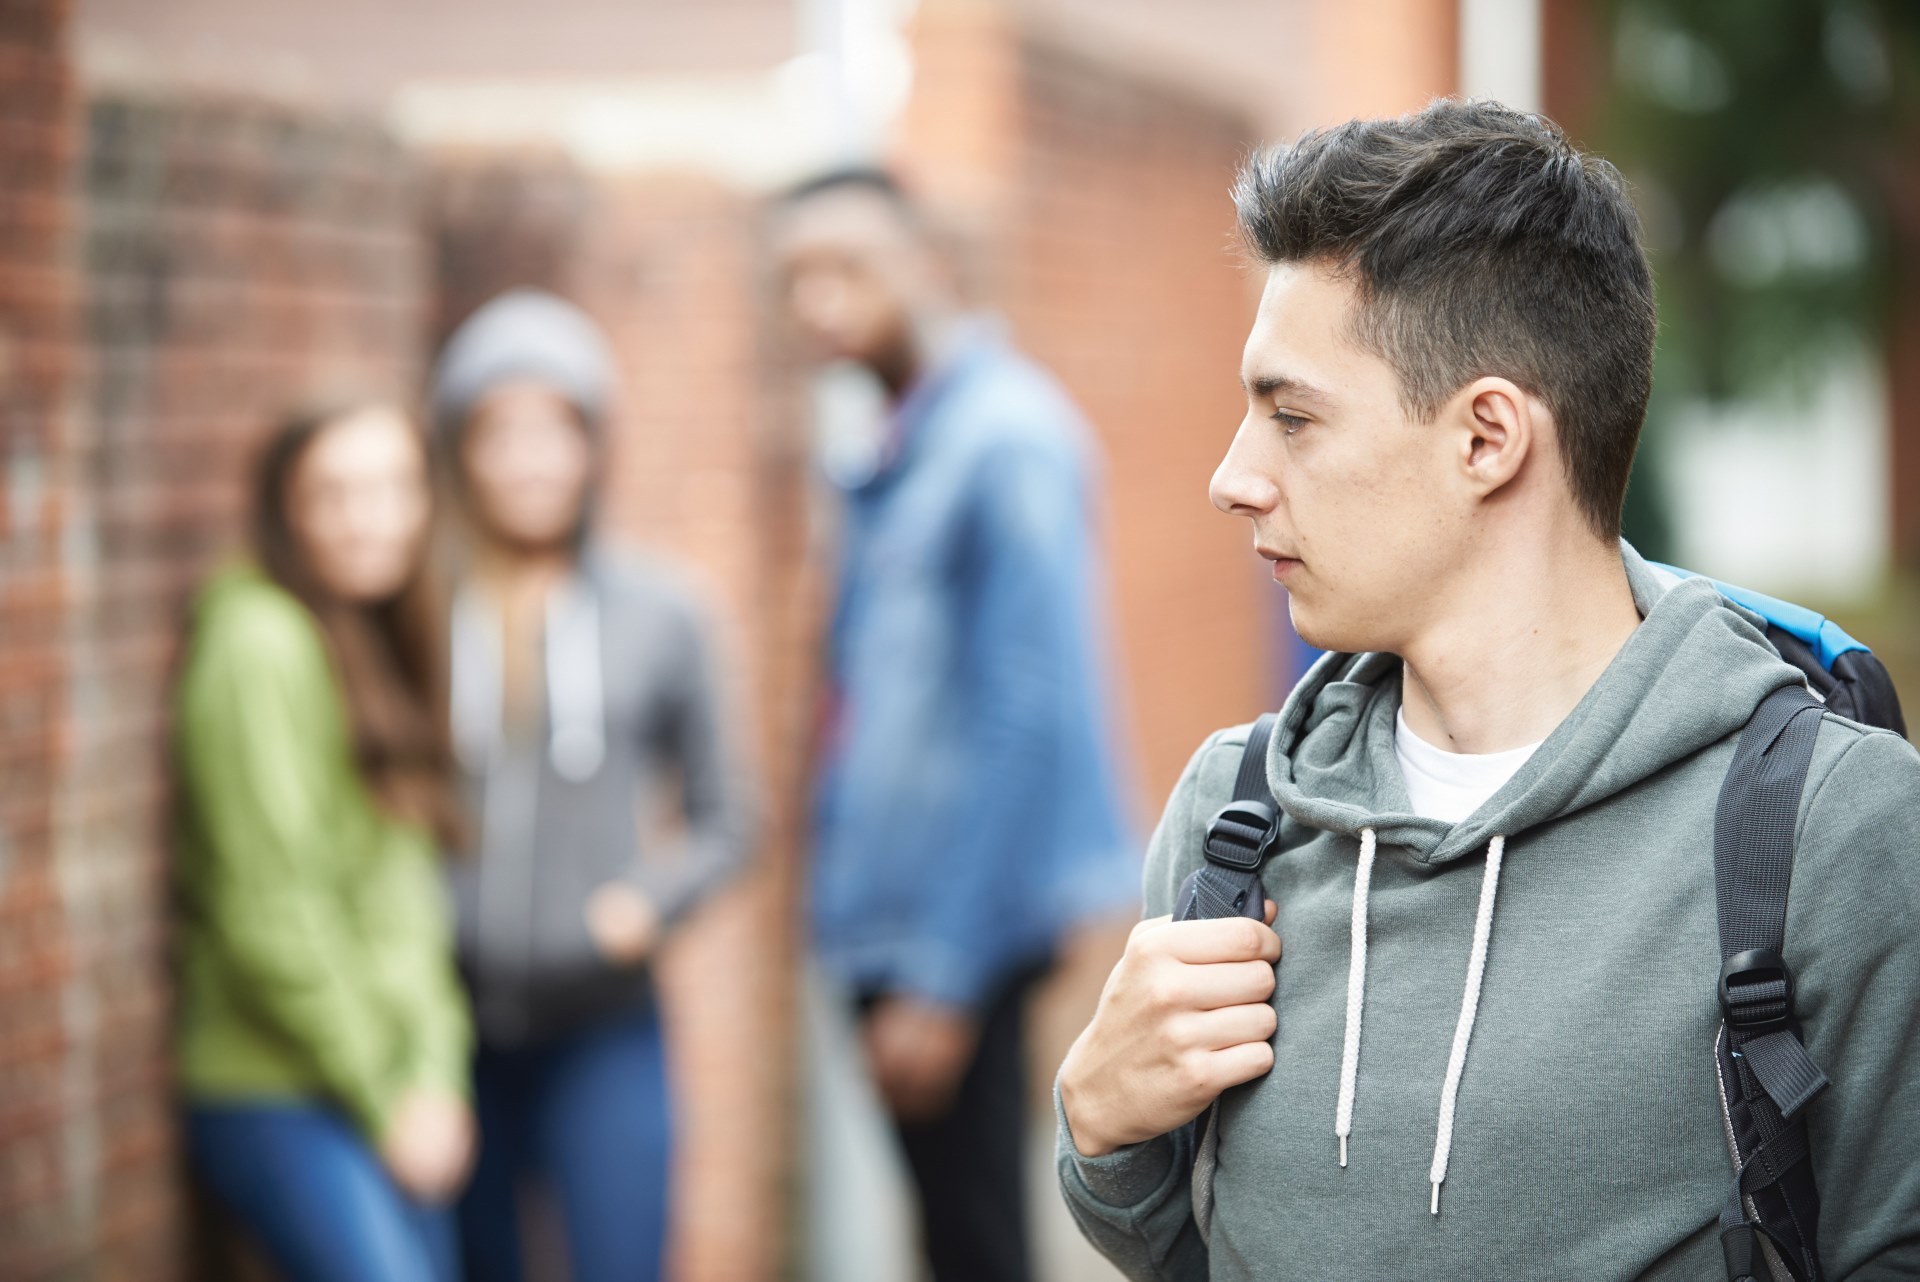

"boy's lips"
[1257, 545, 1304, 581]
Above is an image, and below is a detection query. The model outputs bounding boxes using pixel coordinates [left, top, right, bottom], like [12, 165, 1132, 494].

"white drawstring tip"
[1430, 1181, 1442, 1216]
[1339, 1135, 1347, 1167]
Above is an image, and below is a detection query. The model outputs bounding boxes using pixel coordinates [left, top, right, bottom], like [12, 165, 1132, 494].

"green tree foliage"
[1599, 0, 1920, 399]
[1590, 0, 1920, 559]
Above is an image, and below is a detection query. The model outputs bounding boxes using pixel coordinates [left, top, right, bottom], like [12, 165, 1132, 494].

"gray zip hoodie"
[434, 289, 756, 1047]
[1058, 545, 1920, 1280]
[445, 547, 753, 1047]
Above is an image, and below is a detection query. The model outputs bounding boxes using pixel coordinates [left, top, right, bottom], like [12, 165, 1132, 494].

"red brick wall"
[584, 174, 811, 1282]
[1302, 0, 1457, 125]
[0, 0, 88, 1273]
[10, 4, 1322, 1276]
[1007, 37, 1275, 800]
[79, 91, 426, 644]
[0, 81, 428, 1277]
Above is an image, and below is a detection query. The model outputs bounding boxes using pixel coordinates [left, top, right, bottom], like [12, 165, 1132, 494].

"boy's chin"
[1288, 603, 1383, 658]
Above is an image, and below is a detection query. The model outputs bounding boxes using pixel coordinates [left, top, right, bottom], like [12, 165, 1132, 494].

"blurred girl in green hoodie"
[173, 398, 474, 1282]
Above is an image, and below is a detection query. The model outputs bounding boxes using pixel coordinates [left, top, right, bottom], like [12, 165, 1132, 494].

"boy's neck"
[1397, 533, 1641, 755]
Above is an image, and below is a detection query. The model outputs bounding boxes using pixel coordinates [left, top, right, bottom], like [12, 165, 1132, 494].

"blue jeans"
[460, 1006, 672, 1282]
[186, 1100, 458, 1282]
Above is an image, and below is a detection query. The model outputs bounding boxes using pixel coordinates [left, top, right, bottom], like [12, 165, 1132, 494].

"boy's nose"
[1210, 418, 1280, 518]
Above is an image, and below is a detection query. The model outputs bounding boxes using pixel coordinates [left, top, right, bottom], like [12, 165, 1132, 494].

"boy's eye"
[1271, 410, 1308, 435]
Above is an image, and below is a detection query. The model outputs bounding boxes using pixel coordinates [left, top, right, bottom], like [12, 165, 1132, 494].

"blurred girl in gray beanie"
[431, 289, 754, 1282]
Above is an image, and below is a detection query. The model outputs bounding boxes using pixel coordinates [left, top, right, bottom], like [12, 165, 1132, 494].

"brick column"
[0, 1, 98, 1274]
[1305, 0, 1460, 124]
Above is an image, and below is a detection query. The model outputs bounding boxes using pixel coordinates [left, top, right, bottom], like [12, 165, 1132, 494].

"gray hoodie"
[446, 547, 753, 1047]
[434, 290, 755, 1047]
[1058, 545, 1920, 1280]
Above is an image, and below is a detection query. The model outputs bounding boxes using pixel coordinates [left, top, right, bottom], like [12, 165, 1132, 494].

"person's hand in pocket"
[585, 882, 661, 966]
[380, 1088, 475, 1203]
[863, 997, 979, 1123]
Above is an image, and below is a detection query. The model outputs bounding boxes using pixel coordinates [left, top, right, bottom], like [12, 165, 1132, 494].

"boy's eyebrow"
[1241, 371, 1333, 404]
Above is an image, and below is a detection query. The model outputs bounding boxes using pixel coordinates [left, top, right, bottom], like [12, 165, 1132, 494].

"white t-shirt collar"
[1393, 706, 1543, 825]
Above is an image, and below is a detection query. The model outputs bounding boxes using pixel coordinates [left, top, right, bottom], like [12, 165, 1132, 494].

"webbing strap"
[1232, 717, 1273, 799]
[1737, 1123, 1812, 1198]
[1720, 1126, 1815, 1282]
[1186, 865, 1264, 921]
[1179, 714, 1280, 925]
[1741, 1030, 1830, 1121]
[1716, 685, 1832, 1118]
[1184, 712, 1280, 1246]
[1715, 685, 1823, 962]
[1715, 684, 1828, 1282]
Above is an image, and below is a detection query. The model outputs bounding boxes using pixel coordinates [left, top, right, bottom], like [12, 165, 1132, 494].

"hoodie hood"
[431, 288, 617, 435]
[1268, 541, 1806, 864]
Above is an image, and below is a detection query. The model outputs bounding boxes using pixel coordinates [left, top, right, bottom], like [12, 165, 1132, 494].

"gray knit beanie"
[430, 289, 617, 436]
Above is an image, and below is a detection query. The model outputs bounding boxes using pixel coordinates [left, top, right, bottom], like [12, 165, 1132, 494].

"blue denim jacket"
[811, 329, 1139, 1010]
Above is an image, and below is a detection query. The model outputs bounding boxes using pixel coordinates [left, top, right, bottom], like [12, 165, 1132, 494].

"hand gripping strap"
[1179, 713, 1280, 1246]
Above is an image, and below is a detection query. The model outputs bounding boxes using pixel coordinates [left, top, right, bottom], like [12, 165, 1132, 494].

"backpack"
[1649, 564, 1906, 736]
[1176, 577, 1907, 1282]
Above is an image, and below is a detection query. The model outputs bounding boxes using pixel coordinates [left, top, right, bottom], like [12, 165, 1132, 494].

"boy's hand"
[1059, 902, 1280, 1158]
[864, 996, 979, 1123]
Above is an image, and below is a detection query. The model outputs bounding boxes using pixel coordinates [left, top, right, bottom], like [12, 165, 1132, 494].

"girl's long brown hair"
[252, 398, 466, 848]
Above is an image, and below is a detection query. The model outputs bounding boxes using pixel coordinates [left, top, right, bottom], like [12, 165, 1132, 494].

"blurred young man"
[772, 169, 1135, 1282]
[1056, 101, 1920, 1279]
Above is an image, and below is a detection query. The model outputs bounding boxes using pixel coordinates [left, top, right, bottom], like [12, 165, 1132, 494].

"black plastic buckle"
[1719, 949, 1795, 1036]
[1720, 1220, 1759, 1282]
[1203, 800, 1278, 872]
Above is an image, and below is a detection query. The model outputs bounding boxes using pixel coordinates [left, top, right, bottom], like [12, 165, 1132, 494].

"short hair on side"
[1233, 99, 1657, 540]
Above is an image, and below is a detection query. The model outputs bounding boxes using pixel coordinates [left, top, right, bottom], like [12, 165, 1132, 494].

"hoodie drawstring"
[1429, 832, 1504, 1214]
[1334, 828, 1507, 1218]
[450, 579, 606, 783]
[1334, 827, 1377, 1168]
[545, 582, 605, 782]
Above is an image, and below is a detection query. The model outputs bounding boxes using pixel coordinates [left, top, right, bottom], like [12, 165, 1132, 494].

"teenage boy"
[772, 169, 1136, 1282]
[1057, 100, 1920, 1281]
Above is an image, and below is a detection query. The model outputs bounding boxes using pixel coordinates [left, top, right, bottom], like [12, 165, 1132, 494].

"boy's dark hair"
[1234, 99, 1656, 539]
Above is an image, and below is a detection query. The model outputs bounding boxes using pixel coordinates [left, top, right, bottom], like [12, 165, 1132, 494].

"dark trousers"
[459, 1006, 672, 1282]
[862, 966, 1046, 1282]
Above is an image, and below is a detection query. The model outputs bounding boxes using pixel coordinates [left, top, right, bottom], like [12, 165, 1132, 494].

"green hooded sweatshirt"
[1058, 545, 1920, 1279]
[173, 567, 471, 1142]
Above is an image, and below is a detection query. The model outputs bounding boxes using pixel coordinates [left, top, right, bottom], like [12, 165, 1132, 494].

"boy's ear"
[1456, 377, 1533, 498]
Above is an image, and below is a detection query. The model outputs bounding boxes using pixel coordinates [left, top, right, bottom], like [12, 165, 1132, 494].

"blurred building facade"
[5, 0, 1287, 1276]
[5, 0, 1918, 1278]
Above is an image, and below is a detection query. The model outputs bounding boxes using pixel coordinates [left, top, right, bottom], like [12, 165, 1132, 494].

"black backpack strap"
[1177, 713, 1280, 1246]
[1178, 714, 1280, 923]
[1715, 684, 1830, 1282]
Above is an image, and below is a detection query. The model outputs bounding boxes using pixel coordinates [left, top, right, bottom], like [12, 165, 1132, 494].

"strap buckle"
[1719, 949, 1795, 1036]
[1203, 800, 1278, 872]
[1720, 1220, 1759, 1282]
